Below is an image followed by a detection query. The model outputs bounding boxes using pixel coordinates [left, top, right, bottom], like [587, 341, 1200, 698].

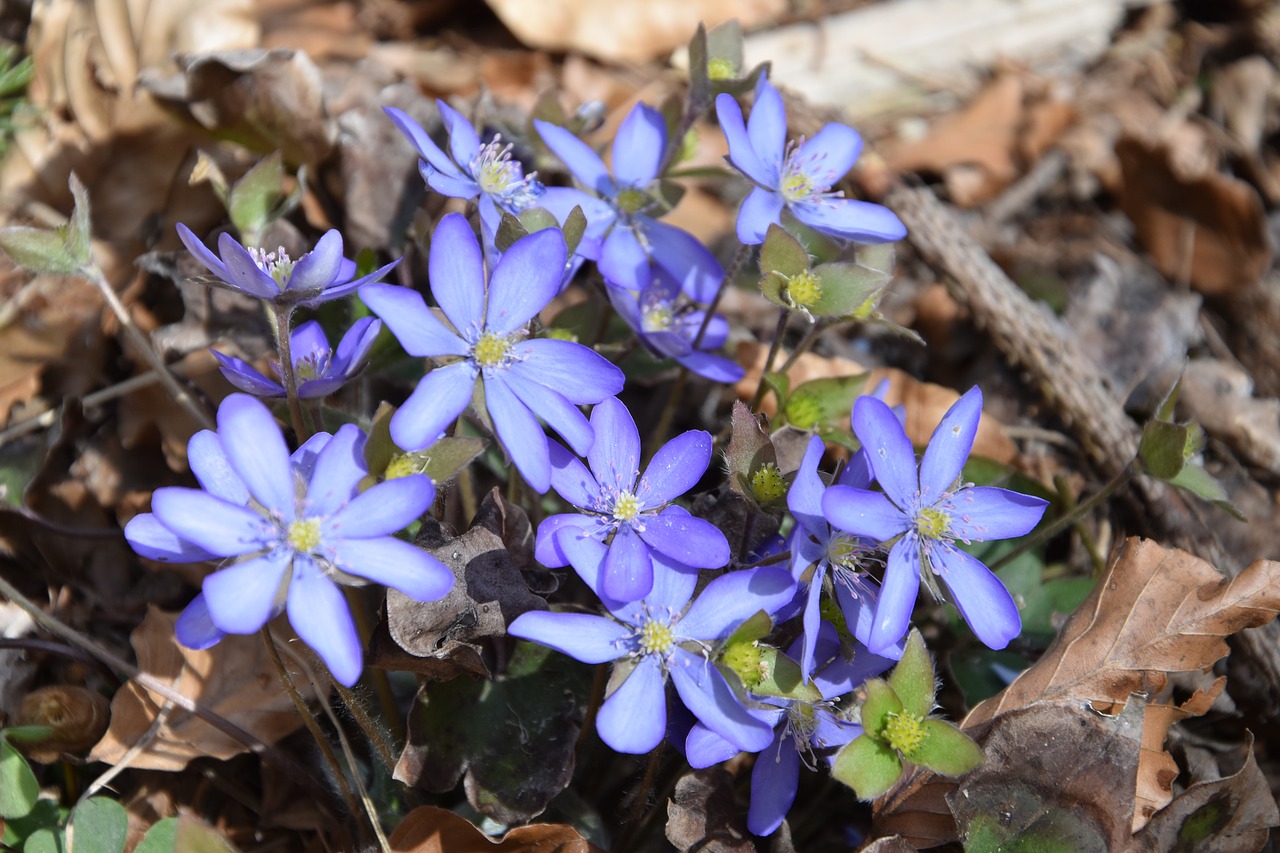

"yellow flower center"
[786, 271, 823, 308]
[613, 492, 642, 522]
[916, 506, 950, 540]
[750, 463, 786, 504]
[707, 57, 736, 81]
[882, 710, 926, 756]
[780, 170, 814, 202]
[472, 331, 514, 368]
[826, 533, 863, 568]
[250, 246, 296, 288]
[787, 701, 819, 741]
[615, 188, 650, 214]
[385, 452, 426, 480]
[641, 303, 674, 334]
[721, 637, 768, 688]
[287, 517, 322, 553]
[638, 619, 675, 655]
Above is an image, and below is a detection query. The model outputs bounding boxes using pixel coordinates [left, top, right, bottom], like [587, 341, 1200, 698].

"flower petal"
[587, 396, 641, 494]
[948, 487, 1047, 542]
[645, 220, 724, 304]
[307, 258, 400, 306]
[326, 475, 433, 537]
[611, 103, 665, 187]
[437, 99, 482, 170]
[534, 119, 616, 197]
[736, 186, 786, 245]
[290, 433, 331, 480]
[427, 169, 480, 200]
[505, 378, 593, 456]
[836, 447, 874, 490]
[535, 513, 595, 568]
[798, 562, 827, 679]
[289, 320, 330, 362]
[537, 187, 616, 256]
[507, 339, 624, 405]
[124, 513, 218, 563]
[597, 656, 666, 753]
[390, 362, 476, 451]
[670, 649, 773, 752]
[359, 284, 468, 357]
[676, 567, 795, 641]
[748, 75, 788, 173]
[637, 508, 730, 570]
[508, 611, 630, 664]
[150, 488, 269, 557]
[795, 123, 864, 185]
[850, 395, 918, 510]
[216, 233, 279, 298]
[639, 429, 711, 505]
[868, 541, 920, 655]
[174, 594, 226, 650]
[675, 351, 744, 383]
[188, 429, 249, 505]
[485, 228, 567, 335]
[176, 223, 229, 281]
[287, 230, 343, 295]
[331, 536, 453, 601]
[429, 213, 487, 333]
[918, 386, 981, 500]
[714, 93, 773, 187]
[329, 317, 381, 374]
[822, 486, 910, 541]
[485, 376, 551, 493]
[686, 723, 742, 769]
[790, 198, 907, 243]
[934, 544, 1021, 649]
[384, 105, 457, 176]
[788, 435, 828, 538]
[287, 558, 362, 686]
[748, 730, 800, 836]
[202, 550, 291, 633]
[212, 350, 285, 397]
[548, 442, 602, 509]
[640, 545, 701, 617]
[217, 394, 295, 518]
[305, 423, 368, 518]
[599, 225, 648, 292]
[601, 526, 653, 603]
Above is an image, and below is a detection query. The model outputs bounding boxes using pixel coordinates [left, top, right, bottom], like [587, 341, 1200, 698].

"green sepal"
[1, 725, 54, 744]
[859, 677, 904, 736]
[561, 205, 587, 256]
[832, 734, 903, 801]
[724, 610, 773, 646]
[782, 373, 869, 433]
[809, 261, 891, 318]
[705, 19, 744, 83]
[516, 206, 560, 235]
[227, 151, 290, 242]
[887, 629, 936, 718]
[725, 401, 782, 505]
[495, 211, 529, 253]
[65, 173, 92, 269]
[760, 223, 811, 280]
[1139, 419, 1190, 480]
[687, 22, 711, 106]
[752, 647, 823, 703]
[904, 719, 984, 776]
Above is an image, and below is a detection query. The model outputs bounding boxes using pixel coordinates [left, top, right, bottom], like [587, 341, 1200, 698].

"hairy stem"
[271, 305, 311, 441]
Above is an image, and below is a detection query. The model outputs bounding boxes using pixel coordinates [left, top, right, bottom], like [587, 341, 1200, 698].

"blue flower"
[176, 225, 399, 307]
[534, 103, 723, 301]
[509, 563, 796, 755]
[123, 394, 453, 686]
[821, 387, 1048, 654]
[385, 103, 545, 239]
[536, 396, 731, 603]
[606, 268, 744, 383]
[212, 317, 381, 399]
[715, 74, 907, 245]
[359, 213, 625, 493]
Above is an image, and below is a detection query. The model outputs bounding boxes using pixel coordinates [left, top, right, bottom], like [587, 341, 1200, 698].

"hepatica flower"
[123, 394, 453, 686]
[534, 103, 723, 301]
[359, 213, 624, 493]
[176, 224, 399, 307]
[509, 563, 796, 755]
[715, 74, 907, 246]
[212, 317, 381, 399]
[536, 396, 731, 602]
[821, 387, 1048, 654]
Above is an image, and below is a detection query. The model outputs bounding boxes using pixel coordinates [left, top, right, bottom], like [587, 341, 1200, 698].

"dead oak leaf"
[389, 805, 604, 852]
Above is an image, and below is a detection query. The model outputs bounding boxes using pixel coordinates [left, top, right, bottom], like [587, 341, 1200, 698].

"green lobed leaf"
[887, 629, 936, 718]
[0, 227, 76, 275]
[69, 797, 128, 853]
[783, 374, 869, 432]
[906, 719, 984, 776]
[759, 223, 811, 279]
[0, 736, 39, 819]
[859, 677, 904, 737]
[227, 152, 286, 242]
[831, 734, 903, 801]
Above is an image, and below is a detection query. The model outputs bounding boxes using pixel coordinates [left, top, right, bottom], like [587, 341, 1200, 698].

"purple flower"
[536, 396, 731, 603]
[715, 74, 907, 246]
[176, 224, 399, 307]
[359, 213, 624, 493]
[123, 394, 453, 686]
[385, 104, 545, 239]
[534, 103, 723, 301]
[212, 317, 381, 399]
[509, 563, 796, 755]
[821, 387, 1048, 654]
[606, 269, 743, 383]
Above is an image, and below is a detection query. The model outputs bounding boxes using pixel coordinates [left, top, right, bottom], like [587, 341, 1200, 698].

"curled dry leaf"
[389, 805, 604, 852]
[16, 685, 111, 763]
[90, 607, 317, 771]
[665, 767, 755, 853]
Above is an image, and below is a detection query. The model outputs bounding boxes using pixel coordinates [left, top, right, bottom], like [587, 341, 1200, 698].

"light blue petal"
[174, 594, 226, 650]
[534, 513, 595, 568]
[534, 119, 616, 196]
[597, 655, 666, 753]
[748, 729, 799, 836]
[850, 395, 918, 510]
[308, 258, 401, 306]
[787, 435, 828, 538]
[176, 223, 230, 281]
[714, 93, 774, 187]
[485, 376, 551, 493]
[426, 170, 480, 200]
[124, 513, 218, 563]
[548, 442, 601, 509]
[290, 433, 331, 480]
[736, 186, 786, 245]
[437, 99, 482, 169]
[287, 230, 343, 295]
[795, 123, 863, 187]
[390, 362, 476, 451]
[637, 535, 700, 616]
[686, 723, 742, 769]
[485, 228, 567, 335]
[326, 475, 433, 538]
[868, 541, 920, 655]
[677, 567, 795, 641]
[611, 103, 665, 187]
[537, 187, 616, 255]
[217, 232, 279, 297]
[304, 423, 367, 518]
[675, 351, 744, 383]
[429, 213, 487, 333]
[505, 377, 593, 456]
[947, 487, 1047, 542]
[508, 611, 630, 664]
[330, 536, 453, 601]
[645, 220, 723, 303]
[799, 562, 827, 679]
[601, 526, 653, 603]
[212, 350, 285, 397]
[287, 557, 362, 686]
[507, 339, 624, 405]
[636, 509, 729, 570]
[587, 396, 641, 494]
[934, 544, 1021, 650]
[187, 429, 249, 505]
[821, 486, 910, 541]
[639, 429, 711, 506]
[326, 317, 381, 375]
[359, 284, 468, 357]
[790, 199, 907, 243]
[150, 489, 269, 557]
[216, 394, 295, 518]
[599, 225, 648, 292]
[384, 105, 458, 176]
[747, 75, 787, 175]
[918, 386, 982, 500]
[202, 550, 291, 633]
[670, 649, 773, 752]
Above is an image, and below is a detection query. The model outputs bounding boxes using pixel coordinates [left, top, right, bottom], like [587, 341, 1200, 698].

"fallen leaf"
[90, 607, 317, 771]
[665, 767, 755, 853]
[389, 805, 605, 852]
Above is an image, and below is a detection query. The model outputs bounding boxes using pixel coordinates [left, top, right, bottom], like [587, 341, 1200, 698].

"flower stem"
[748, 309, 790, 411]
[776, 318, 830, 375]
[989, 461, 1135, 573]
[271, 305, 311, 441]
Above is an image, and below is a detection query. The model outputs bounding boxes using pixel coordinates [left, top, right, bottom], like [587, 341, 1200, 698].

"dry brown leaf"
[1132, 678, 1226, 832]
[1115, 136, 1272, 296]
[90, 607, 317, 771]
[665, 768, 755, 853]
[389, 805, 604, 852]
[483, 0, 783, 64]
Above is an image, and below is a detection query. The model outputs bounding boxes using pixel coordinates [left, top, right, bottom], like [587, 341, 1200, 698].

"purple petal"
[850, 395, 918, 510]
[948, 487, 1047, 542]
[326, 475, 432, 538]
[202, 550, 291, 633]
[548, 442, 602, 509]
[868, 541, 920, 655]
[736, 186, 786, 246]
[359, 284, 467, 357]
[798, 562, 827, 679]
[675, 351, 744, 383]
[601, 526, 654, 603]
[790, 198, 907, 243]
[331, 536, 453, 601]
[670, 649, 773, 752]
[836, 447, 874, 490]
[559, 529, 617, 608]
[748, 730, 800, 836]
[508, 611, 630, 664]
[796, 123, 864, 185]
[816, 634, 896, 699]
[174, 594, 226, 650]
[586, 397, 641, 494]
[788, 435, 828, 538]
[485, 228, 567, 335]
[635, 535, 701, 616]
[611, 103, 665, 187]
[307, 258, 401, 306]
[507, 339, 624, 405]
[384, 105, 458, 177]
[305, 423, 367, 518]
[537, 187, 616, 255]
[639, 429, 711, 505]
[437, 99, 482, 170]
[429, 213, 486, 333]
[599, 225, 648, 292]
[390, 362, 476, 451]
[934, 544, 1021, 649]
[505, 378, 593, 456]
[677, 567, 795, 641]
[289, 320, 330, 363]
[287, 558, 362, 686]
[686, 723, 742, 769]
[124, 513, 218, 563]
[747, 75, 787, 174]
[645, 220, 723, 304]
[287, 230, 343, 294]
[833, 577, 895, 660]
[216, 232, 279, 297]
[176, 223, 229, 281]
[597, 655, 666, 753]
[427, 170, 480, 200]
[328, 317, 381, 374]
[675, 310, 728, 349]
[535, 513, 595, 568]
[822, 486, 910, 541]
[813, 710, 862, 749]
[212, 350, 285, 397]
[637, 508, 729, 570]
[187, 429, 249, 505]
[150, 489, 269, 557]
[217, 394, 295, 517]
[290, 433, 331, 480]
[534, 119, 616, 197]
[485, 376, 551, 493]
[714, 93, 774, 187]
[918, 386, 981, 500]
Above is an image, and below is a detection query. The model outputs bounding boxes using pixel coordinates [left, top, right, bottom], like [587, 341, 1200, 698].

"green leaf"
[362, 401, 398, 480]
[1169, 464, 1244, 520]
[782, 374, 869, 432]
[1139, 419, 1191, 480]
[859, 678, 903, 736]
[420, 436, 487, 484]
[809, 261, 891, 319]
[759, 224, 810, 279]
[561, 205, 587, 256]
[2, 726, 54, 744]
[135, 818, 178, 853]
[907, 719, 984, 776]
[831, 734, 903, 801]
[0, 227, 76, 275]
[69, 798, 128, 853]
[888, 629, 936, 718]
[227, 152, 286, 242]
[495, 211, 529, 254]
[687, 22, 711, 107]
[958, 781, 1106, 853]
[0, 736, 39, 819]
[22, 827, 65, 853]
